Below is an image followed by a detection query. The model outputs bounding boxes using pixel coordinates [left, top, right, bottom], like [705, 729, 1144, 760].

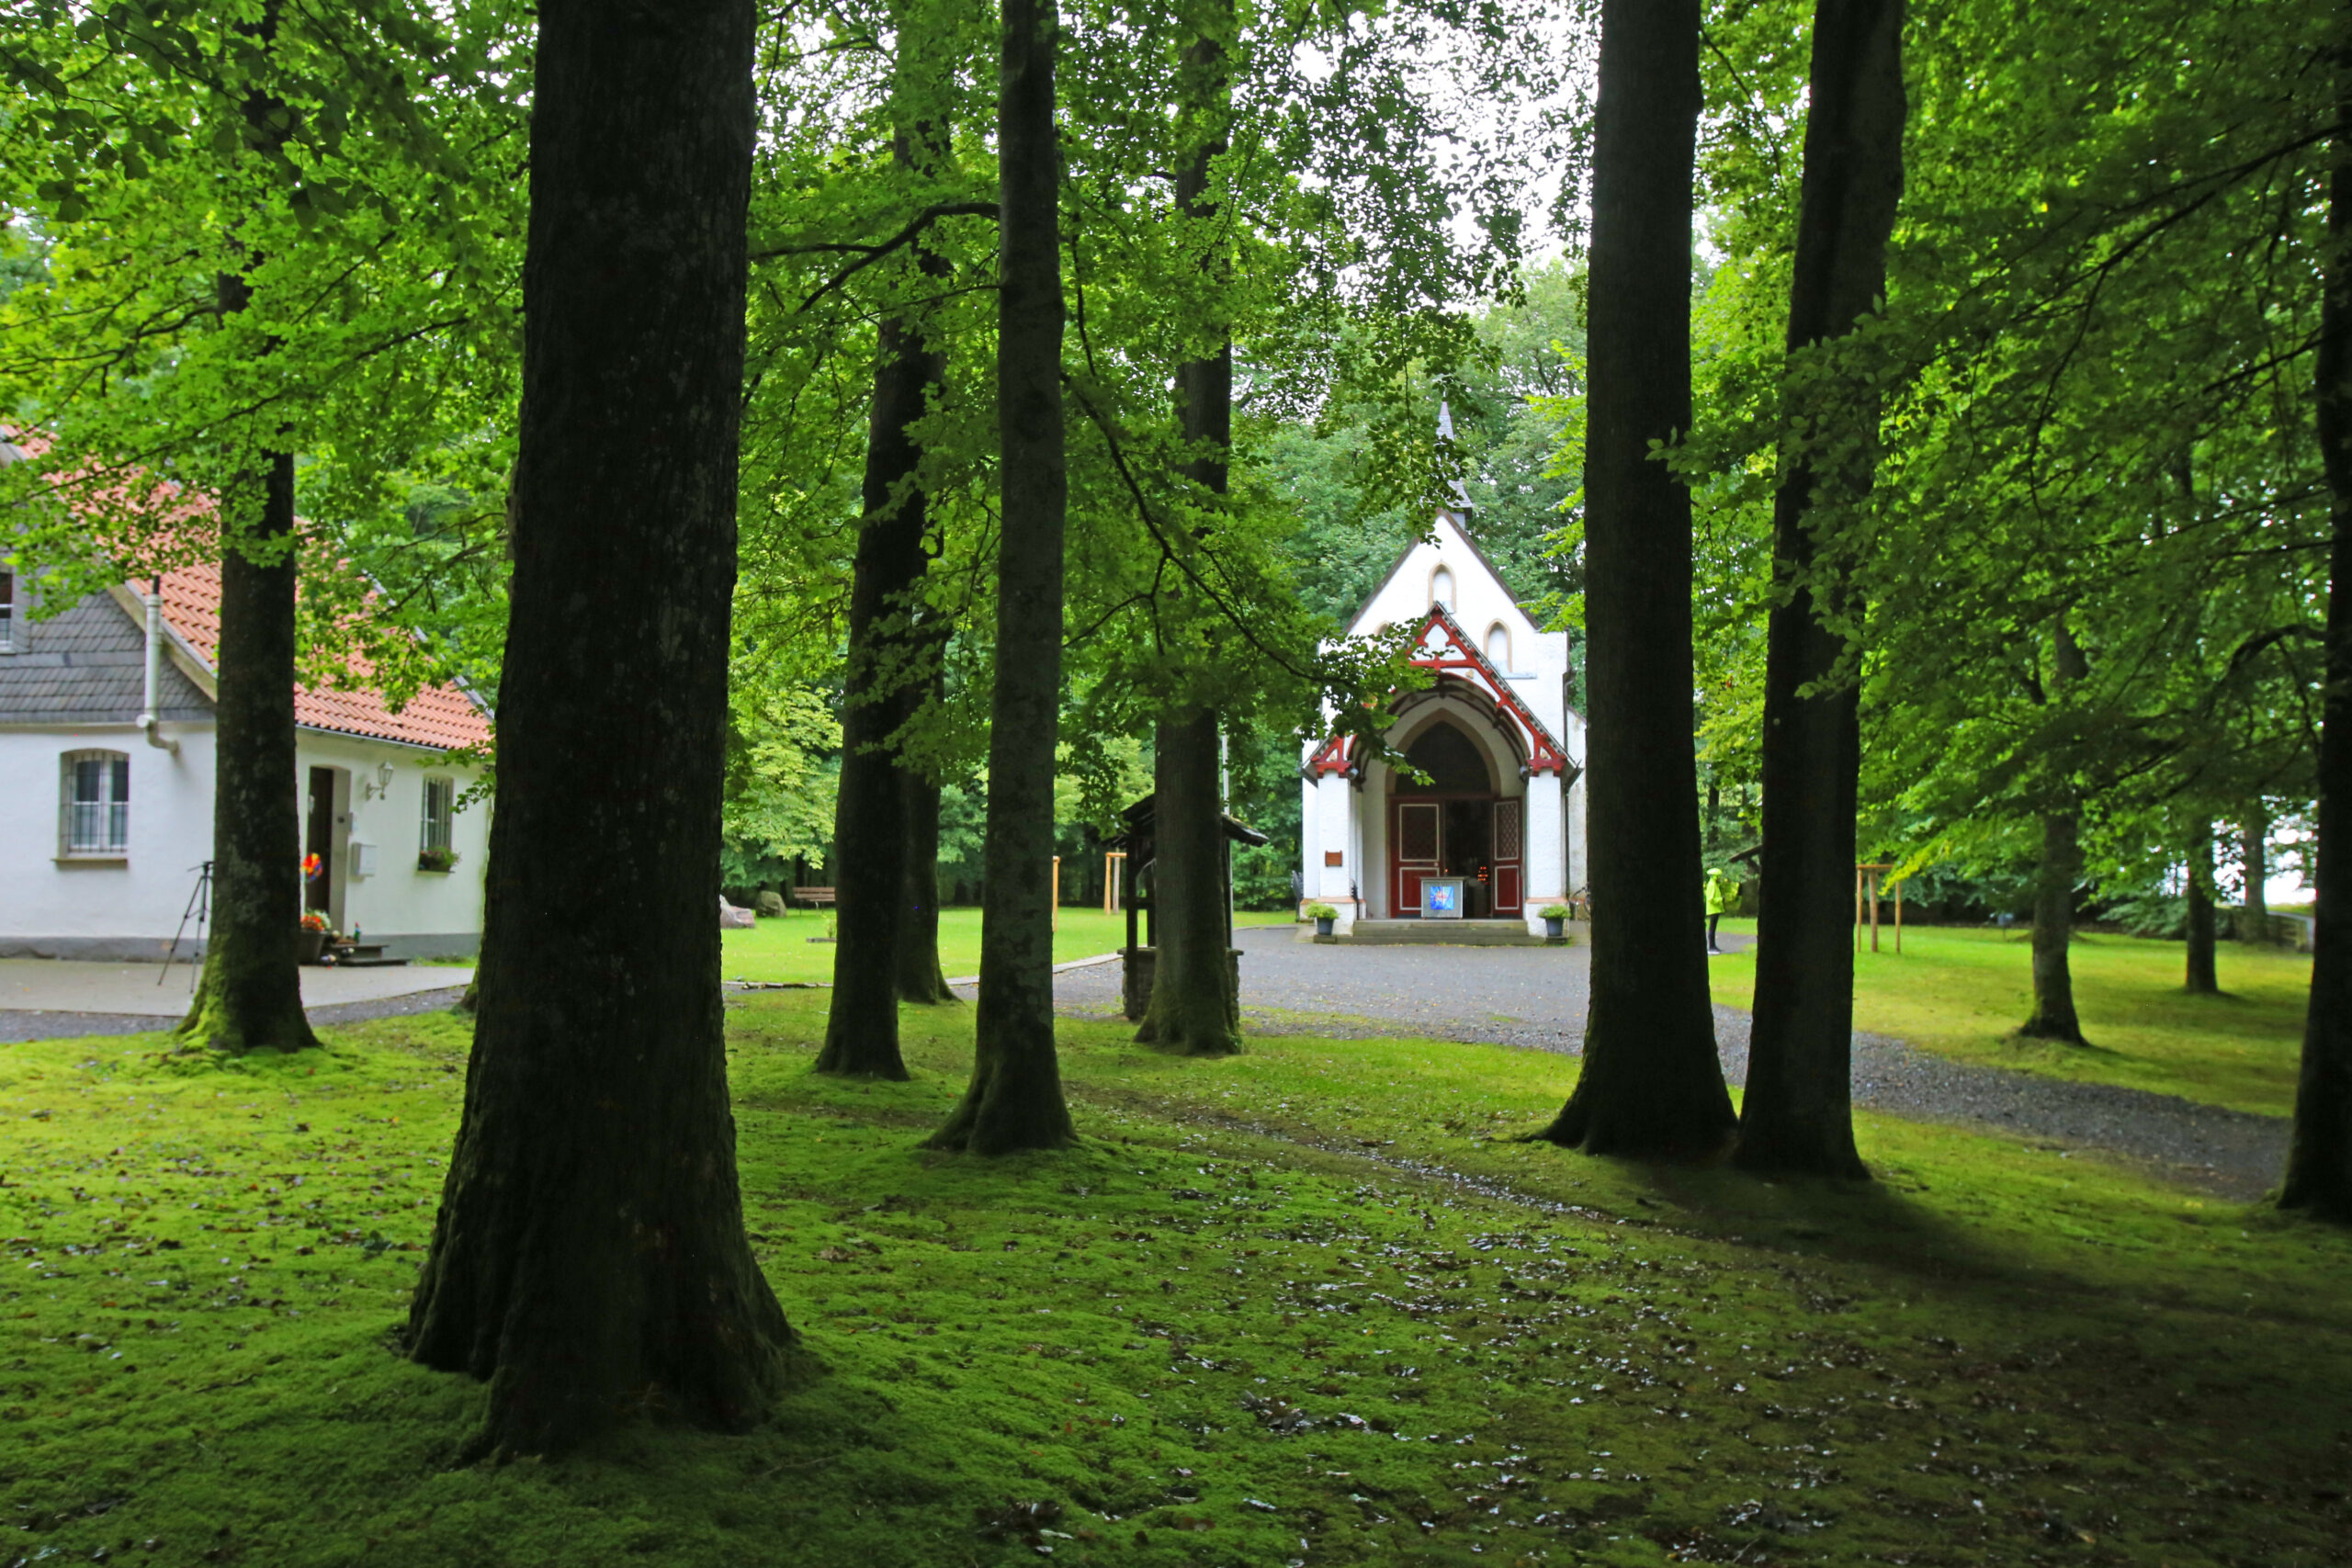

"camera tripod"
[157, 860, 213, 991]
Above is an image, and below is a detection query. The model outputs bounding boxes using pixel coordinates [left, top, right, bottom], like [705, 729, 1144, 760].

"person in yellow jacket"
[1704, 867, 1739, 954]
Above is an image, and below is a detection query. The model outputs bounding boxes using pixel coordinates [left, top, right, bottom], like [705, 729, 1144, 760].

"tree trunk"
[2019, 625, 2089, 1043]
[819, 127, 951, 1071]
[2284, 26, 2352, 1220]
[404, 0, 791, 1453]
[897, 761, 956, 1002]
[1734, 0, 1905, 1180]
[2185, 820, 2220, 995]
[1142, 712, 1239, 1053]
[177, 444, 319, 1054]
[1535, 0, 1736, 1160]
[928, 0, 1076, 1154]
[1140, 21, 1240, 1056]
[177, 27, 316, 1056]
[2241, 805, 2269, 942]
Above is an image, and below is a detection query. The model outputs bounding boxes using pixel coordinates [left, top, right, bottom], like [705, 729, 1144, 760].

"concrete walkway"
[0, 957, 471, 1017]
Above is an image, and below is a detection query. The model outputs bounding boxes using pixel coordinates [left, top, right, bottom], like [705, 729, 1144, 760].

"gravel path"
[1051, 924, 2289, 1200]
[0, 985, 471, 1045]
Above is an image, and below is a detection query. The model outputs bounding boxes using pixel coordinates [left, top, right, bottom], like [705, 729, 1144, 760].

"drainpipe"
[139, 579, 178, 755]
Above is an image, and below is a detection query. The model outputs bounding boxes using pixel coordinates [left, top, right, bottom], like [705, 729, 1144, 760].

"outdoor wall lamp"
[362, 761, 395, 800]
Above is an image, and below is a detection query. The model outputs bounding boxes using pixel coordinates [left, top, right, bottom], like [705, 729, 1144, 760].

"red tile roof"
[152, 562, 492, 752]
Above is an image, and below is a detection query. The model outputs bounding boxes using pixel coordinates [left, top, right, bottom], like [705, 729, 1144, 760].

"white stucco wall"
[0, 721, 486, 959]
[1300, 509, 1589, 932]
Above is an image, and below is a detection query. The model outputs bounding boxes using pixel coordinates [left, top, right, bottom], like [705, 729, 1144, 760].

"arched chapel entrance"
[1387, 716, 1523, 919]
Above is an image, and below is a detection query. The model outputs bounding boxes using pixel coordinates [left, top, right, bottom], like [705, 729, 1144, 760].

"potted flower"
[1538, 903, 1572, 942]
[416, 845, 460, 874]
[1304, 902, 1340, 939]
[298, 910, 332, 964]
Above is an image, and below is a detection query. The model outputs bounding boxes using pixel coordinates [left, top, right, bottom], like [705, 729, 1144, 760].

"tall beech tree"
[1536, 0, 1736, 1158]
[927, 0, 1078, 1153]
[2185, 822, 2220, 995]
[1139, 0, 1242, 1058]
[175, 20, 315, 1055]
[1734, 0, 1905, 1179]
[2019, 622, 2091, 1043]
[819, 17, 961, 1077]
[2283, 35, 2352, 1222]
[404, 0, 793, 1450]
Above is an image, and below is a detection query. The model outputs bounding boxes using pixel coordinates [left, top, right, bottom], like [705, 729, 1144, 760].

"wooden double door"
[1391, 795, 1522, 918]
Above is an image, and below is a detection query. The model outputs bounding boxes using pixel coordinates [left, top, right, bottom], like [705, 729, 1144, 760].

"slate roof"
[0, 591, 212, 724]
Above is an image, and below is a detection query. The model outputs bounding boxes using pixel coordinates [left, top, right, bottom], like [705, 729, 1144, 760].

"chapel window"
[60, 750, 130, 856]
[1487, 623, 1510, 671]
[1430, 566, 1454, 611]
[0, 570, 13, 651]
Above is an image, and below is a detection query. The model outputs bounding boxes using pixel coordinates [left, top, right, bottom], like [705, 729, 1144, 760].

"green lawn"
[4, 1001, 2348, 1566]
[1707, 919, 2313, 1116]
[722, 905, 1298, 985]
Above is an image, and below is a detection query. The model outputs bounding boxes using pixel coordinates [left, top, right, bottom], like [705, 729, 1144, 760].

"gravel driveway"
[1049, 924, 2290, 1200]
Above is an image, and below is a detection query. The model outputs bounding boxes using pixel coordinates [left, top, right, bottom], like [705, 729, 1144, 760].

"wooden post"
[1854, 865, 1863, 953]
[1051, 855, 1060, 932]
[1869, 867, 1881, 953]
[1894, 876, 1903, 953]
[1103, 851, 1125, 913]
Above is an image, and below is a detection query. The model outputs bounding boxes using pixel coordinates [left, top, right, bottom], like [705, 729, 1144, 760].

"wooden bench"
[793, 886, 838, 909]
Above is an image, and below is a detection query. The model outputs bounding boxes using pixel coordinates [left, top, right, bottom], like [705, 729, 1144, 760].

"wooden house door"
[1491, 796, 1524, 916]
[1391, 800, 1441, 916]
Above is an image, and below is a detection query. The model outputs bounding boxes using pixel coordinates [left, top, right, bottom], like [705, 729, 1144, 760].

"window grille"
[420, 777, 455, 854]
[59, 750, 130, 855]
[1, 570, 13, 651]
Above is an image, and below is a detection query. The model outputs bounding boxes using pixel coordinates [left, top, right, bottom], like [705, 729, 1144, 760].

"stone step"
[1337, 919, 1546, 947]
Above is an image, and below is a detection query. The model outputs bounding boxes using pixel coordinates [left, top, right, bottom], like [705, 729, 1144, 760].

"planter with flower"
[1538, 903, 1572, 943]
[416, 846, 460, 874]
[1304, 902, 1340, 940]
[298, 910, 334, 964]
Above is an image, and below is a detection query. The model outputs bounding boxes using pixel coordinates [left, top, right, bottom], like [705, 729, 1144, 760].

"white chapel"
[1298, 486, 1586, 939]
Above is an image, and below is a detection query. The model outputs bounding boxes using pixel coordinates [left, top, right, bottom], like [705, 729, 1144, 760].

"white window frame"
[0, 569, 14, 652]
[59, 750, 130, 858]
[419, 776, 456, 856]
[1486, 622, 1511, 671]
[1430, 565, 1454, 611]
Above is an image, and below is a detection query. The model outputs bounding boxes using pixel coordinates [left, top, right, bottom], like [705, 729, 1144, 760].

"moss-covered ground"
[721, 908, 1296, 986]
[1707, 921, 2312, 1116]
[4, 996, 2348, 1566]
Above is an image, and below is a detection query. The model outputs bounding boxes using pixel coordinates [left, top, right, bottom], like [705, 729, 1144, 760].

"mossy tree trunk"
[1139, 19, 1240, 1058]
[178, 443, 318, 1055]
[404, 0, 792, 1453]
[897, 761, 956, 1003]
[177, 30, 316, 1057]
[2020, 625, 2090, 1044]
[1535, 0, 1736, 1160]
[1734, 0, 1905, 1181]
[928, 0, 1077, 1154]
[2186, 821, 2220, 995]
[2284, 29, 2352, 1223]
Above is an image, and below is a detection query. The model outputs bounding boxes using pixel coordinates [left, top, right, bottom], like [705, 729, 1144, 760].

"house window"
[1, 570, 13, 651]
[420, 777, 455, 855]
[1430, 566, 1454, 611]
[1487, 623, 1511, 671]
[60, 750, 130, 856]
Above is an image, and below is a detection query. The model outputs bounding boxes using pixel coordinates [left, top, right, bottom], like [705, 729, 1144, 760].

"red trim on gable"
[1307, 605, 1569, 780]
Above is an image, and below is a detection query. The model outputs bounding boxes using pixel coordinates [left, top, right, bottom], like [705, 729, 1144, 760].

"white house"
[1299, 498, 1586, 939]
[0, 561, 492, 961]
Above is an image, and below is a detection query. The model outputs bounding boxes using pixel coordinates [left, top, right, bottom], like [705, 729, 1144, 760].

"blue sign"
[1424, 877, 1465, 919]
